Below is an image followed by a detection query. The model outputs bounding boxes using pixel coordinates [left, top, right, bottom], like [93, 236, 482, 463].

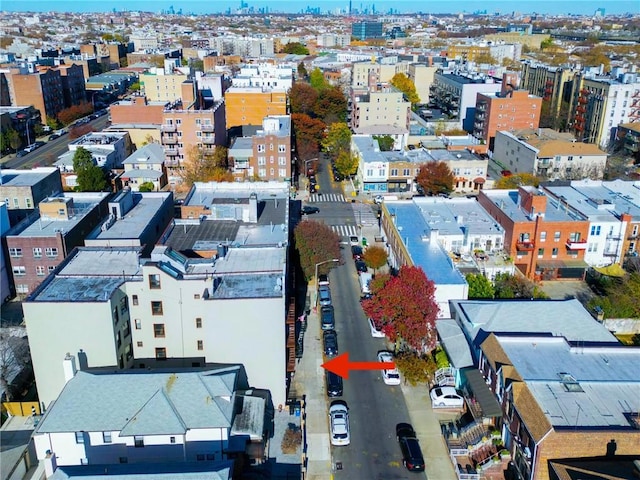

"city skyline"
[3, 0, 638, 15]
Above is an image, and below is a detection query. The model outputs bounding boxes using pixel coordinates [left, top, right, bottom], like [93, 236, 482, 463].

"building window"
[16, 284, 28, 294]
[591, 225, 601, 236]
[170, 436, 176, 444]
[207, 454, 215, 460]
[279, 168, 287, 177]
[403, 169, 410, 176]
[155, 347, 167, 360]
[75, 432, 84, 444]
[48, 266, 55, 273]
[13, 198, 19, 208]
[552, 248, 558, 258]
[278, 144, 286, 152]
[148, 274, 161, 289]
[119, 457, 128, 464]
[36, 266, 45, 276]
[45, 247, 58, 258]
[258, 156, 266, 165]
[259, 168, 266, 177]
[390, 169, 398, 176]
[270, 168, 275, 176]
[197, 340, 203, 350]
[539, 231, 546, 242]
[25, 198, 32, 208]
[12, 266, 26, 276]
[153, 324, 165, 337]
[134, 436, 144, 448]
[103, 432, 112, 443]
[554, 231, 561, 242]
[151, 301, 163, 315]
[197, 454, 205, 461]
[137, 341, 143, 347]
[257, 144, 265, 152]
[132, 295, 139, 306]
[33, 248, 42, 258]
[537, 248, 544, 258]
[196, 317, 202, 328]
[278, 156, 286, 165]
[9, 247, 23, 258]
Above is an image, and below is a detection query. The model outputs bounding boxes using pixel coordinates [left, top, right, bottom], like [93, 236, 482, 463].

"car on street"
[329, 401, 350, 446]
[23, 143, 38, 153]
[16, 149, 28, 157]
[349, 236, 360, 246]
[430, 386, 465, 409]
[34, 140, 45, 148]
[373, 195, 384, 204]
[326, 371, 343, 397]
[396, 423, 425, 472]
[368, 318, 385, 338]
[318, 274, 329, 286]
[351, 245, 363, 259]
[321, 305, 335, 331]
[323, 329, 338, 357]
[377, 351, 401, 385]
[318, 285, 332, 307]
[301, 206, 320, 215]
[49, 133, 60, 141]
[355, 260, 368, 274]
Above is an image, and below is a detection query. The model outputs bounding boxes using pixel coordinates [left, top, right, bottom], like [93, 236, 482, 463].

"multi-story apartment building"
[247, 115, 292, 181]
[129, 33, 159, 51]
[108, 96, 165, 147]
[349, 84, 411, 135]
[0, 167, 63, 226]
[0, 202, 11, 302]
[473, 73, 542, 149]
[569, 69, 640, 147]
[1, 66, 65, 121]
[0, 105, 42, 149]
[4, 192, 110, 297]
[478, 186, 590, 280]
[447, 42, 521, 64]
[615, 122, 640, 158]
[224, 86, 287, 131]
[231, 64, 293, 90]
[520, 61, 577, 120]
[542, 179, 638, 265]
[407, 64, 438, 106]
[428, 71, 502, 132]
[493, 129, 608, 181]
[316, 34, 351, 47]
[351, 21, 383, 40]
[120, 143, 168, 191]
[351, 58, 410, 87]
[57, 64, 87, 109]
[209, 36, 275, 58]
[24, 182, 291, 409]
[140, 70, 190, 102]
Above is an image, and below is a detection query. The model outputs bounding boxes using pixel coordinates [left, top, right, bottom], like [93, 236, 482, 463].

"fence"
[300, 395, 308, 480]
[3, 401, 41, 417]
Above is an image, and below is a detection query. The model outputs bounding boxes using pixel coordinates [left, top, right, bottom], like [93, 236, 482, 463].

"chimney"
[63, 353, 77, 384]
[248, 193, 258, 223]
[44, 451, 58, 478]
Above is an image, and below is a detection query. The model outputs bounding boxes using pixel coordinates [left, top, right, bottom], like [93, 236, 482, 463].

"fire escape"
[573, 88, 589, 133]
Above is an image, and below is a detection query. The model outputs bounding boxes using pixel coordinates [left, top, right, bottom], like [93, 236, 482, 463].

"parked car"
[34, 141, 45, 148]
[321, 305, 335, 331]
[318, 274, 330, 287]
[349, 236, 360, 246]
[430, 386, 465, 408]
[318, 285, 332, 307]
[355, 260, 368, 274]
[301, 206, 320, 215]
[351, 245, 363, 259]
[329, 401, 350, 446]
[396, 423, 425, 472]
[23, 143, 38, 153]
[323, 330, 338, 357]
[326, 371, 343, 397]
[16, 149, 28, 157]
[48, 133, 60, 141]
[377, 351, 401, 385]
[368, 318, 385, 338]
[373, 195, 384, 204]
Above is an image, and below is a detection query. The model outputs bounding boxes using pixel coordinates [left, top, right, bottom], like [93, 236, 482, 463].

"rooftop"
[49, 461, 233, 480]
[123, 143, 165, 165]
[480, 189, 586, 223]
[412, 197, 504, 237]
[0, 167, 59, 188]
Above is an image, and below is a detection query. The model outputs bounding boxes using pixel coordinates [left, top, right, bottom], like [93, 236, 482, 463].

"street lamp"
[314, 258, 340, 308]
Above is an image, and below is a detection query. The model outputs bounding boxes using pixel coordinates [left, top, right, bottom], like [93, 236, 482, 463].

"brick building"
[0, 167, 63, 226]
[224, 86, 287, 131]
[478, 186, 589, 280]
[1, 66, 65, 121]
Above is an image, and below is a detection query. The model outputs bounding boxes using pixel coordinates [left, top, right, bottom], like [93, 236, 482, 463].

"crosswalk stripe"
[331, 225, 359, 237]
[308, 193, 346, 203]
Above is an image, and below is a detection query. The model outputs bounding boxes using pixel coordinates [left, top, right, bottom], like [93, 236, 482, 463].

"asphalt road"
[304, 156, 424, 479]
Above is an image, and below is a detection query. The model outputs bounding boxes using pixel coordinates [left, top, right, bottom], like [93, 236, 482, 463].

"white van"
[359, 272, 372, 295]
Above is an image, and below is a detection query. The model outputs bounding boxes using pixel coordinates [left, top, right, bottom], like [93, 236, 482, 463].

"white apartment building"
[316, 34, 351, 47]
[493, 130, 608, 180]
[351, 58, 410, 87]
[231, 64, 293, 90]
[350, 85, 411, 132]
[209, 36, 275, 58]
[55, 131, 132, 174]
[129, 33, 159, 51]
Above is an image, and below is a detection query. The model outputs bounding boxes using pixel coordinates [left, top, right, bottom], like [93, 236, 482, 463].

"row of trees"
[466, 272, 549, 299]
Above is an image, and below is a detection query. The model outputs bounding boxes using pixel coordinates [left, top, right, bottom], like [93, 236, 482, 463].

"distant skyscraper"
[594, 8, 605, 17]
[351, 21, 383, 40]
[349, 0, 352, 15]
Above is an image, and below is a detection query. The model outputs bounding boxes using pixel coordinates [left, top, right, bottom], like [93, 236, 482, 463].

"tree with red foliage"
[314, 86, 347, 124]
[291, 113, 326, 164]
[362, 266, 439, 352]
[294, 220, 341, 282]
[415, 161, 454, 196]
[56, 102, 93, 126]
[68, 124, 95, 139]
[289, 83, 318, 116]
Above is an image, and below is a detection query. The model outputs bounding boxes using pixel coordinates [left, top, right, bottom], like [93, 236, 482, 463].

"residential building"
[224, 86, 287, 131]
[62, 54, 102, 80]
[569, 69, 640, 148]
[407, 64, 438, 106]
[520, 61, 577, 120]
[473, 73, 542, 150]
[351, 58, 410, 87]
[542, 179, 638, 265]
[316, 34, 351, 48]
[0, 167, 63, 226]
[48, 462, 233, 480]
[140, 64, 191, 102]
[4, 192, 110, 297]
[428, 71, 502, 132]
[493, 129, 608, 181]
[0, 105, 42, 150]
[228, 136, 254, 181]
[0, 202, 11, 302]
[0, 66, 65, 121]
[615, 123, 640, 158]
[32, 364, 265, 467]
[85, 71, 138, 96]
[351, 21, 383, 40]
[120, 143, 168, 192]
[447, 42, 521, 64]
[83, 188, 174, 257]
[231, 64, 294, 91]
[108, 96, 165, 147]
[349, 84, 411, 135]
[478, 186, 590, 280]
[129, 33, 159, 51]
[209, 36, 274, 58]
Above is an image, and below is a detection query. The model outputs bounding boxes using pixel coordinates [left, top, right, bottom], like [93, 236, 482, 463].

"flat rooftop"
[412, 197, 503, 237]
[0, 168, 58, 187]
[481, 189, 585, 223]
[213, 272, 284, 299]
[213, 247, 285, 274]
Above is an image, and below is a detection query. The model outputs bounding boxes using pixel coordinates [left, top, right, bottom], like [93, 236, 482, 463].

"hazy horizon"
[2, 0, 638, 15]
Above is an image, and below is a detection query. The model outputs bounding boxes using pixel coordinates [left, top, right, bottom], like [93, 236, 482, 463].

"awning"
[536, 259, 588, 269]
[462, 368, 503, 418]
[594, 263, 626, 278]
[473, 177, 486, 184]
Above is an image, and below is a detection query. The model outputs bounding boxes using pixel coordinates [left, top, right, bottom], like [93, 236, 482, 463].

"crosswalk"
[331, 225, 359, 238]
[352, 204, 378, 226]
[308, 193, 346, 203]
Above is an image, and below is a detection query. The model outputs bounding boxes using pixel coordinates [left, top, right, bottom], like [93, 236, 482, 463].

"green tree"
[494, 172, 540, 189]
[362, 245, 388, 273]
[6, 128, 21, 153]
[129, 82, 141, 92]
[297, 62, 308, 80]
[73, 147, 107, 191]
[390, 73, 420, 105]
[282, 42, 309, 55]
[415, 161, 454, 196]
[309, 67, 328, 92]
[321, 122, 351, 160]
[465, 273, 495, 299]
[294, 220, 341, 281]
[138, 181, 155, 192]
[395, 351, 437, 386]
[333, 149, 358, 178]
[374, 135, 394, 151]
[493, 272, 548, 299]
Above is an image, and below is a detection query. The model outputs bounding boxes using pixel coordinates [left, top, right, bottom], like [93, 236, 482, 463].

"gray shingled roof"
[36, 368, 241, 435]
[49, 461, 233, 479]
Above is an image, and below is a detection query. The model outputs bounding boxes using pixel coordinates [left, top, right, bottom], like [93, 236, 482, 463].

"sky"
[2, 0, 638, 15]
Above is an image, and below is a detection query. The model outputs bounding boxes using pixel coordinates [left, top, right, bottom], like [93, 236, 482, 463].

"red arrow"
[321, 352, 395, 379]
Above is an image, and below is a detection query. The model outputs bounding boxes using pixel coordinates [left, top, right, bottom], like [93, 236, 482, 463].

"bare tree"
[0, 331, 31, 402]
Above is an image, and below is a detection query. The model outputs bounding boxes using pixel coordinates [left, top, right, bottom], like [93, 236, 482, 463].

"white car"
[430, 386, 465, 408]
[368, 318, 385, 338]
[377, 351, 401, 385]
[329, 402, 350, 446]
[373, 195, 384, 204]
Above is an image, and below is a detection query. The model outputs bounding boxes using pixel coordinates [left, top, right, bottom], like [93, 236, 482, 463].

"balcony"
[476, 104, 487, 112]
[516, 241, 535, 251]
[161, 124, 176, 132]
[162, 136, 178, 145]
[566, 239, 587, 250]
[578, 96, 588, 104]
[576, 105, 586, 113]
[200, 124, 214, 132]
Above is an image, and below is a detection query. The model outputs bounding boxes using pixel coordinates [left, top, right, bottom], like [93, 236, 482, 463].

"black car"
[321, 305, 335, 331]
[355, 260, 368, 274]
[396, 423, 425, 472]
[326, 371, 343, 397]
[49, 133, 60, 141]
[16, 150, 28, 157]
[34, 141, 45, 148]
[351, 245, 363, 259]
[323, 329, 338, 357]
[301, 206, 320, 215]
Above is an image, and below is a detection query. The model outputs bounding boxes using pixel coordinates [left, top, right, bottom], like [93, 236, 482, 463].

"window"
[103, 432, 112, 443]
[258, 156, 266, 165]
[537, 248, 544, 258]
[270, 144, 274, 151]
[9, 248, 22, 257]
[132, 295, 139, 306]
[33, 248, 42, 258]
[137, 341, 143, 348]
[403, 169, 410, 176]
[554, 231, 561, 242]
[207, 454, 215, 460]
[175, 119, 181, 125]
[591, 225, 601, 236]
[197, 340, 203, 350]
[12, 266, 26, 276]
[16, 284, 28, 294]
[45, 247, 58, 258]
[552, 248, 558, 258]
[48, 266, 55, 273]
[36, 266, 45, 276]
[13, 198, 19, 208]
[390, 169, 398, 176]
[196, 454, 205, 461]
[153, 324, 165, 338]
[278, 156, 286, 165]
[540, 231, 546, 242]
[148, 274, 161, 289]
[270, 168, 275, 176]
[25, 198, 32, 208]
[196, 317, 202, 328]
[259, 168, 266, 177]
[278, 144, 286, 152]
[75, 432, 84, 444]
[170, 436, 176, 444]
[257, 144, 265, 152]
[195, 118, 201, 125]
[151, 301, 163, 315]
[134, 436, 144, 448]
[155, 347, 167, 360]
[279, 168, 287, 177]
[119, 457, 128, 464]
[568, 156, 573, 161]
[193, 293, 200, 300]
